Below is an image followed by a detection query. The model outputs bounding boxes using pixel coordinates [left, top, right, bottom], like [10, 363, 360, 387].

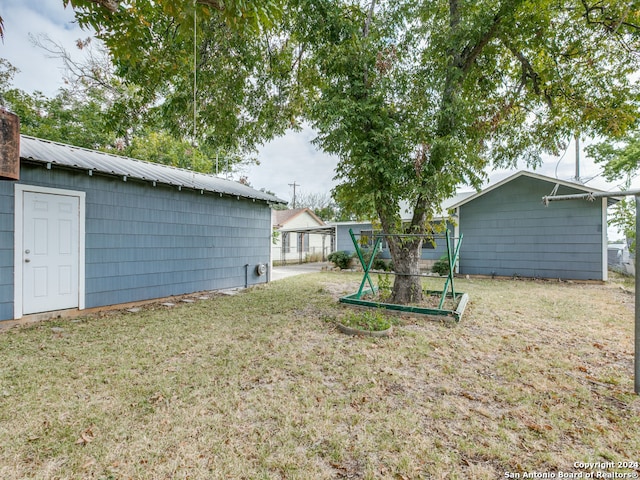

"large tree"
[61, 0, 640, 303]
[292, 0, 640, 303]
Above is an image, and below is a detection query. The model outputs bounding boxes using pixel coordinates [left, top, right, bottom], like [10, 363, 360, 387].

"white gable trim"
[448, 171, 609, 210]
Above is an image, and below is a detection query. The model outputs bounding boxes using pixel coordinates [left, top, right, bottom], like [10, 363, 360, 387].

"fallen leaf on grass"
[75, 426, 95, 445]
[460, 391, 481, 401]
[149, 392, 165, 404]
[470, 407, 495, 420]
[525, 422, 553, 434]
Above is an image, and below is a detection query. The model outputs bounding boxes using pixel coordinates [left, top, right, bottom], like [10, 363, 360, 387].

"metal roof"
[19, 135, 286, 204]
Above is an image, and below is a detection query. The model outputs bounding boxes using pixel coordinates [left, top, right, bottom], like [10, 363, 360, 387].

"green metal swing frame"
[339, 228, 469, 322]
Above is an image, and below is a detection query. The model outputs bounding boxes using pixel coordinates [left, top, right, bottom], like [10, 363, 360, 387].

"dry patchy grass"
[0, 273, 638, 479]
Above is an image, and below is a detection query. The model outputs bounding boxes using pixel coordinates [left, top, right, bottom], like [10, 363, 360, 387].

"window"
[360, 230, 373, 248]
[360, 230, 391, 249]
[282, 232, 290, 253]
[298, 233, 309, 253]
[422, 237, 436, 249]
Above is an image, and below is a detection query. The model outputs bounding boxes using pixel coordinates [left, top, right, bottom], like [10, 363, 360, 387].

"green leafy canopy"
[297, 0, 640, 229]
[61, 0, 294, 153]
[53, 0, 639, 303]
[292, 0, 639, 302]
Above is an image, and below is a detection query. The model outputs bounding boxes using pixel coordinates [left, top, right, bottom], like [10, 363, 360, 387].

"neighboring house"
[608, 243, 634, 276]
[272, 208, 333, 263]
[331, 221, 454, 270]
[332, 171, 614, 281]
[0, 135, 285, 322]
[330, 193, 472, 270]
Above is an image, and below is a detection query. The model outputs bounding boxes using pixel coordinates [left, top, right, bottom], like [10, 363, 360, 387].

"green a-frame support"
[339, 228, 469, 322]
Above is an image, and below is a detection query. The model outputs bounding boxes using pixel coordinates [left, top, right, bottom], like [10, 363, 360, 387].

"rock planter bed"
[340, 287, 469, 323]
[334, 309, 394, 337]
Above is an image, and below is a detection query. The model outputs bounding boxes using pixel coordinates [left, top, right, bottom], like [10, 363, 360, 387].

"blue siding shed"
[450, 171, 609, 280]
[328, 172, 611, 281]
[2, 135, 284, 322]
[0, 184, 13, 320]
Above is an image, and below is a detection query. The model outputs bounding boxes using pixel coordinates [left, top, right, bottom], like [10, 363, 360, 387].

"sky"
[0, 0, 634, 208]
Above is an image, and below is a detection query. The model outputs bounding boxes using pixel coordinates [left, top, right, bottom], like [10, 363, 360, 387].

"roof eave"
[448, 170, 612, 209]
[19, 135, 286, 205]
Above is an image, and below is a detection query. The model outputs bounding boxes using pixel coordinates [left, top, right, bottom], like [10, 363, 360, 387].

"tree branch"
[197, 0, 225, 11]
[77, 0, 119, 13]
[502, 38, 553, 108]
[580, 0, 640, 33]
[458, 0, 526, 73]
[362, 0, 377, 89]
[363, 0, 377, 38]
[459, 18, 502, 74]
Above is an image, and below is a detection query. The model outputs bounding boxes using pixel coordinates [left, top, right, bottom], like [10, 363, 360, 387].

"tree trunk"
[376, 193, 430, 305]
[387, 236, 423, 304]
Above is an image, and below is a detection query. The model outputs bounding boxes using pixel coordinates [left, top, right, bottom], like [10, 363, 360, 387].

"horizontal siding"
[335, 224, 372, 253]
[81, 175, 271, 308]
[458, 176, 604, 280]
[334, 222, 453, 262]
[1, 164, 272, 319]
[0, 180, 14, 320]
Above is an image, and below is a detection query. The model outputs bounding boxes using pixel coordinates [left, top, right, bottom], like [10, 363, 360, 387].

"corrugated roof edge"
[19, 135, 287, 204]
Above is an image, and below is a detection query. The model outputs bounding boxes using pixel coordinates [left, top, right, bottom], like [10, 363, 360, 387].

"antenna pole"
[193, 0, 197, 143]
[543, 189, 640, 395]
[636, 195, 640, 394]
[575, 135, 580, 182]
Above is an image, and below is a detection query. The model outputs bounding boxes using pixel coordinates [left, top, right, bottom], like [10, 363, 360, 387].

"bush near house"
[328, 250, 352, 269]
[360, 248, 393, 272]
[432, 255, 450, 276]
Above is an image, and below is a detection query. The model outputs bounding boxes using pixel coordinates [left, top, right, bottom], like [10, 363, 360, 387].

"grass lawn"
[0, 272, 638, 479]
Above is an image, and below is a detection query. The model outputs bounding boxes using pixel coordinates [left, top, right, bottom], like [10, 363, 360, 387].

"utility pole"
[575, 135, 581, 182]
[288, 181, 300, 209]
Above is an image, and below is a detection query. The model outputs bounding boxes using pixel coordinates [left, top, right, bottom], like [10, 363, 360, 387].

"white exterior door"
[22, 191, 80, 314]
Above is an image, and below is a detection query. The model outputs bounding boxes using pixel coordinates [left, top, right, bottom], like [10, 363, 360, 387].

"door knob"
[25, 258, 31, 263]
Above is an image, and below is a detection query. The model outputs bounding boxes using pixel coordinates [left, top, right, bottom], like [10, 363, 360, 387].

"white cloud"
[245, 125, 339, 201]
[2, 0, 88, 96]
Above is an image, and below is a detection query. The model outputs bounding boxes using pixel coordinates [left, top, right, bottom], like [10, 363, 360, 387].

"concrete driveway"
[270, 262, 329, 281]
